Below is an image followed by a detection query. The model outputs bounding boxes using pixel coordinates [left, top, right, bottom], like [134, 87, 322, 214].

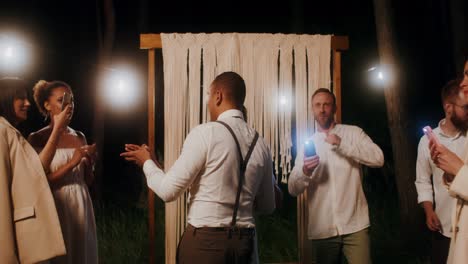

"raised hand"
[82, 143, 97, 164]
[325, 133, 341, 146]
[429, 139, 464, 176]
[120, 144, 152, 167]
[302, 155, 320, 176]
[53, 105, 72, 133]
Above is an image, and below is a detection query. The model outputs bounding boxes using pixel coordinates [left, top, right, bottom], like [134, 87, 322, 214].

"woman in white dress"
[28, 80, 98, 264]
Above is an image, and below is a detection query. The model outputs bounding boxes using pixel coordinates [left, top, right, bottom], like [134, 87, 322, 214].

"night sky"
[0, 0, 466, 202]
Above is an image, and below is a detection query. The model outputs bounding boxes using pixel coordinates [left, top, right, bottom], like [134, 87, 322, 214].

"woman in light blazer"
[0, 77, 70, 263]
[430, 60, 468, 264]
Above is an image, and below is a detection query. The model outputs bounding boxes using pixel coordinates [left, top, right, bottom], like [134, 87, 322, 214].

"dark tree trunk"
[372, 0, 428, 254]
[93, 0, 115, 201]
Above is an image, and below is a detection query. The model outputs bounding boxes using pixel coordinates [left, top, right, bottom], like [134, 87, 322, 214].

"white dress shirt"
[415, 119, 465, 237]
[142, 109, 276, 228]
[288, 124, 384, 239]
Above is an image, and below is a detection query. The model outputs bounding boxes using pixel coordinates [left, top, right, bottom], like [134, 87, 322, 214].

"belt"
[187, 224, 255, 236]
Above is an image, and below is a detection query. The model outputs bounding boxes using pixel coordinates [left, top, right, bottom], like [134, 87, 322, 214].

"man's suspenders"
[216, 120, 259, 228]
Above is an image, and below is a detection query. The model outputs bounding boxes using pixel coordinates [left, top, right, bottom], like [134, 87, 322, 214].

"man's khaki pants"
[309, 228, 371, 264]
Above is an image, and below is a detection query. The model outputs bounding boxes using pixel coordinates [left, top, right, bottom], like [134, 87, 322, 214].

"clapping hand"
[82, 143, 97, 165]
[120, 144, 153, 167]
[70, 146, 87, 167]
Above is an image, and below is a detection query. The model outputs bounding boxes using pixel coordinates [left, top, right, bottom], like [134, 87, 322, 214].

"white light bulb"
[378, 71, 384, 80]
[4, 46, 13, 58]
[280, 96, 287, 105]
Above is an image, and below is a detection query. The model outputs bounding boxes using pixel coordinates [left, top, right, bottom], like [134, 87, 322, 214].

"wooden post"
[147, 49, 156, 264]
[333, 50, 342, 123]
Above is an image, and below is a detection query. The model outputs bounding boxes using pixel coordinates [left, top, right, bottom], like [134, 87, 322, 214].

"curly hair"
[33, 80, 71, 117]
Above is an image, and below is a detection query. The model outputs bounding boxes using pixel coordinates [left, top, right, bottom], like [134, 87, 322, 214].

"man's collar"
[217, 109, 244, 121]
[317, 121, 337, 133]
[438, 119, 463, 139]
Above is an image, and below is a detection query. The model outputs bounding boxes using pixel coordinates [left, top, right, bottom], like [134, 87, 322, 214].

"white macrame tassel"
[161, 33, 332, 264]
[279, 35, 294, 183]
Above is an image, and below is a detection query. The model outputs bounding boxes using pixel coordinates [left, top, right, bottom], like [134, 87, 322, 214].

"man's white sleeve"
[335, 127, 384, 168]
[288, 148, 312, 197]
[415, 136, 434, 203]
[142, 127, 207, 202]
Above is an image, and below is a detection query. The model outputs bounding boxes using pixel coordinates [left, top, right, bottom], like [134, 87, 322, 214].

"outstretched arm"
[121, 127, 207, 202]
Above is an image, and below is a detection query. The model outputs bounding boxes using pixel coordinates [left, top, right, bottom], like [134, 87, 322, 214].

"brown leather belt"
[187, 224, 255, 236]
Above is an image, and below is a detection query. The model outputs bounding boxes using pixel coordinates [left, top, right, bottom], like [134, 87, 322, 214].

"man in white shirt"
[415, 79, 468, 264]
[288, 88, 384, 264]
[121, 71, 276, 264]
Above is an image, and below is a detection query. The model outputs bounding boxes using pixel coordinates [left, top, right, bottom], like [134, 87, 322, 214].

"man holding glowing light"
[288, 88, 384, 264]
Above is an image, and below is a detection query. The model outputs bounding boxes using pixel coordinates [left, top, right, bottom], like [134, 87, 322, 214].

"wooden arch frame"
[140, 33, 349, 264]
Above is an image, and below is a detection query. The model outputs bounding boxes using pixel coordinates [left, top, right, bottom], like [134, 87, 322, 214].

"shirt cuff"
[299, 170, 313, 185]
[417, 194, 434, 204]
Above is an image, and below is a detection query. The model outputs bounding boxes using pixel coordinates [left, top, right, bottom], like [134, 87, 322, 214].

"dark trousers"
[431, 232, 450, 264]
[177, 224, 255, 264]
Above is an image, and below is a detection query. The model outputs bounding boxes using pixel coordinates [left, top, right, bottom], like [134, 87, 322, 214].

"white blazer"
[0, 117, 65, 263]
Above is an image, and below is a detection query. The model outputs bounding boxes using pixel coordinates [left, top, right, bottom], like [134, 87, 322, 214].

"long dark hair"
[0, 77, 28, 126]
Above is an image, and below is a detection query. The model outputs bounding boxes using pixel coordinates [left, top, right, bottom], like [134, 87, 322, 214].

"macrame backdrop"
[161, 33, 331, 264]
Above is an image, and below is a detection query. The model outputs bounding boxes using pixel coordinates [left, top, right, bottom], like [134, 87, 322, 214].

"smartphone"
[422, 126, 440, 146]
[304, 140, 317, 157]
[61, 92, 72, 111]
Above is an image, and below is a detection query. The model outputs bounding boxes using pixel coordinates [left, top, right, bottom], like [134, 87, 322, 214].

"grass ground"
[95, 165, 432, 263]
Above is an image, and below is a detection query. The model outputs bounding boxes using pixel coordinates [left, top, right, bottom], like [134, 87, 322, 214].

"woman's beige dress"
[49, 148, 98, 264]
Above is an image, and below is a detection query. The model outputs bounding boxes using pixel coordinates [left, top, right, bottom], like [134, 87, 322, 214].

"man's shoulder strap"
[215, 120, 259, 228]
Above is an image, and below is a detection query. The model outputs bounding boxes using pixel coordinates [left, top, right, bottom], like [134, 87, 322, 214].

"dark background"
[1, 0, 466, 202]
[1, 0, 467, 261]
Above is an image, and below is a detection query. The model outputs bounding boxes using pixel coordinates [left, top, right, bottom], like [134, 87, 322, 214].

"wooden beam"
[331, 35, 349, 51]
[141, 34, 162, 49]
[147, 49, 156, 264]
[333, 50, 342, 123]
[140, 33, 349, 51]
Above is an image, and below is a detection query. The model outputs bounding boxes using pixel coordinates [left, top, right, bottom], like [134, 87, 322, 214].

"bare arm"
[29, 106, 71, 172]
[46, 148, 85, 184]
